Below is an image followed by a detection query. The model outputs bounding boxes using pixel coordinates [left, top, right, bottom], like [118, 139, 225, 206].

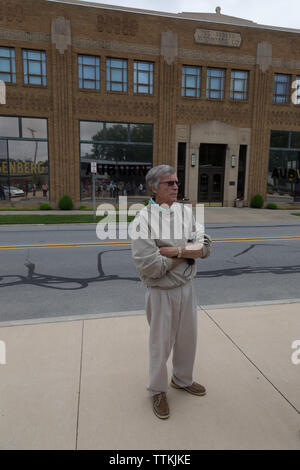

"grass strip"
[0, 214, 135, 225]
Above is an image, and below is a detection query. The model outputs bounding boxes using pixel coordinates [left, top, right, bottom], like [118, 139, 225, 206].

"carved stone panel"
[51, 17, 72, 54]
[161, 30, 178, 65]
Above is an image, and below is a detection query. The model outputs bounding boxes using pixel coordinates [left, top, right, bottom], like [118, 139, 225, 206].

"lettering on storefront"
[97, 14, 138, 37]
[0, 2, 24, 24]
[271, 168, 300, 181]
[194, 28, 241, 47]
[87, 164, 151, 177]
[0, 161, 47, 175]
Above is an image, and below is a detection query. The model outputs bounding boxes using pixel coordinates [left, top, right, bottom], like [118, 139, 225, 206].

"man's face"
[152, 173, 179, 206]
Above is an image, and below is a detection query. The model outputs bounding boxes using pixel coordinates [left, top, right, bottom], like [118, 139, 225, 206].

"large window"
[0, 116, 49, 201]
[79, 121, 153, 200]
[78, 55, 100, 90]
[273, 74, 290, 104]
[230, 70, 249, 101]
[0, 47, 16, 84]
[206, 68, 226, 100]
[134, 61, 154, 95]
[23, 50, 47, 86]
[268, 130, 300, 202]
[106, 58, 127, 92]
[181, 65, 201, 98]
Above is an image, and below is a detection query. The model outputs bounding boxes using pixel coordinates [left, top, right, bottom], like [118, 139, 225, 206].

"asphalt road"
[0, 221, 300, 322]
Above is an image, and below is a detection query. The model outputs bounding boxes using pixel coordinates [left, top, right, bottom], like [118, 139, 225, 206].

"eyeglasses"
[159, 180, 181, 187]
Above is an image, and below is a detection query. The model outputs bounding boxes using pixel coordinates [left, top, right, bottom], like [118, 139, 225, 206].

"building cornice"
[46, 0, 300, 35]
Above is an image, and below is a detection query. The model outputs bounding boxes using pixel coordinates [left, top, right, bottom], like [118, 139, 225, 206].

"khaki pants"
[145, 280, 198, 396]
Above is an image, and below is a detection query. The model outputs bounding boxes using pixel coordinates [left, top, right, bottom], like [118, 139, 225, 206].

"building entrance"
[198, 144, 226, 203]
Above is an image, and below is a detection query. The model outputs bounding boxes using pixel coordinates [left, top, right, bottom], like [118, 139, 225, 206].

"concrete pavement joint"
[75, 320, 85, 451]
[200, 306, 300, 416]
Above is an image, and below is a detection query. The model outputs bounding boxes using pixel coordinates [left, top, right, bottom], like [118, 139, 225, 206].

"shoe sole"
[170, 381, 206, 396]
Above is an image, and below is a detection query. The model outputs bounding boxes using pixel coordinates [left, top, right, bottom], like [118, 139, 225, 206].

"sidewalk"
[0, 206, 300, 222]
[0, 302, 299, 450]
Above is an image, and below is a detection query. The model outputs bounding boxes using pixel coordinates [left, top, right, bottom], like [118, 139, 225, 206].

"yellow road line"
[0, 236, 300, 250]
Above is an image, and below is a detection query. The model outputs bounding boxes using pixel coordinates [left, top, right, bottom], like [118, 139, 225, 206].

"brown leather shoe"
[153, 392, 170, 419]
[170, 378, 206, 396]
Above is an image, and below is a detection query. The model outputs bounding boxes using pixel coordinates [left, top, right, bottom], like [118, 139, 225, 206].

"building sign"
[0, 161, 47, 175]
[271, 167, 300, 181]
[194, 29, 242, 47]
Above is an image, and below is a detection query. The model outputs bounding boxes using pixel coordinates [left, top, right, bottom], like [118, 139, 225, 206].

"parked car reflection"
[3, 186, 25, 198]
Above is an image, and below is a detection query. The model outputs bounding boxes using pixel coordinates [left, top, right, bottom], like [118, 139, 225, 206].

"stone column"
[248, 42, 273, 202]
[157, 30, 178, 166]
[49, 17, 78, 205]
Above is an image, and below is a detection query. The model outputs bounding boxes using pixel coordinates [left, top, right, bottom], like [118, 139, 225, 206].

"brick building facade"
[1, 0, 300, 206]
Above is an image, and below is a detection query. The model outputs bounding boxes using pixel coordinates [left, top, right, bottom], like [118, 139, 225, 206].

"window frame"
[0, 47, 16, 84]
[106, 57, 128, 93]
[181, 65, 201, 98]
[22, 49, 47, 87]
[273, 73, 291, 104]
[206, 68, 226, 100]
[133, 60, 154, 95]
[78, 54, 100, 91]
[230, 70, 249, 101]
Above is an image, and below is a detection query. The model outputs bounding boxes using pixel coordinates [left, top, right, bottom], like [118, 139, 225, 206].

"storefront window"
[268, 131, 300, 202]
[79, 121, 153, 201]
[0, 116, 49, 202]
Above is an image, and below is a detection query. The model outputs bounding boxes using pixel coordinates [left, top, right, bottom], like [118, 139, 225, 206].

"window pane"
[83, 66, 95, 80]
[29, 76, 42, 85]
[111, 83, 122, 92]
[111, 69, 122, 82]
[130, 124, 153, 143]
[0, 116, 20, 137]
[0, 58, 10, 72]
[83, 56, 96, 65]
[80, 121, 104, 141]
[138, 71, 149, 84]
[270, 131, 289, 148]
[22, 118, 48, 139]
[29, 61, 41, 75]
[185, 88, 196, 97]
[0, 73, 11, 82]
[106, 123, 128, 141]
[27, 51, 42, 61]
[138, 85, 149, 93]
[291, 132, 300, 148]
[186, 76, 196, 88]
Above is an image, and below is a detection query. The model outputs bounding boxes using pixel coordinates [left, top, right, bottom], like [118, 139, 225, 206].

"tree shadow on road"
[0, 249, 140, 291]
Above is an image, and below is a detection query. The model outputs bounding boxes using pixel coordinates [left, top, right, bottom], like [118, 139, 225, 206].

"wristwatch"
[177, 246, 182, 258]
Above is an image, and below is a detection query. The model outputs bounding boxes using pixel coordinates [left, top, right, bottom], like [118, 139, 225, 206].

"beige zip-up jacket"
[130, 200, 205, 289]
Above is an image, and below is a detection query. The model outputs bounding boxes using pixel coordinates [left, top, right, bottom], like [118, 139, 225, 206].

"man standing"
[130, 165, 211, 420]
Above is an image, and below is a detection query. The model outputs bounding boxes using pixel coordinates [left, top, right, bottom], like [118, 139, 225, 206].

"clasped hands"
[159, 243, 203, 259]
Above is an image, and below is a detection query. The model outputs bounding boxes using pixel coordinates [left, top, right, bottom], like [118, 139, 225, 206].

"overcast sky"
[78, 0, 300, 30]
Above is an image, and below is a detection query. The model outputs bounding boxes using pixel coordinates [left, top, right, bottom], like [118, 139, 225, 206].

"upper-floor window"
[230, 70, 249, 101]
[106, 58, 127, 92]
[292, 76, 300, 105]
[206, 68, 226, 99]
[181, 65, 201, 98]
[134, 61, 154, 94]
[23, 49, 47, 86]
[273, 73, 290, 104]
[78, 55, 100, 90]
[0, 47, 16, 84]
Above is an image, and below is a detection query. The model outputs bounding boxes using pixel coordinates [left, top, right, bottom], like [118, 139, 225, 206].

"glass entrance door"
[198, 144, 226, 204]
[198, 169, 224, 202]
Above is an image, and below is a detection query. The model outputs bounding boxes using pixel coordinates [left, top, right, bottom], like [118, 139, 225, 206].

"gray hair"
[145, 165, 176, 191]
